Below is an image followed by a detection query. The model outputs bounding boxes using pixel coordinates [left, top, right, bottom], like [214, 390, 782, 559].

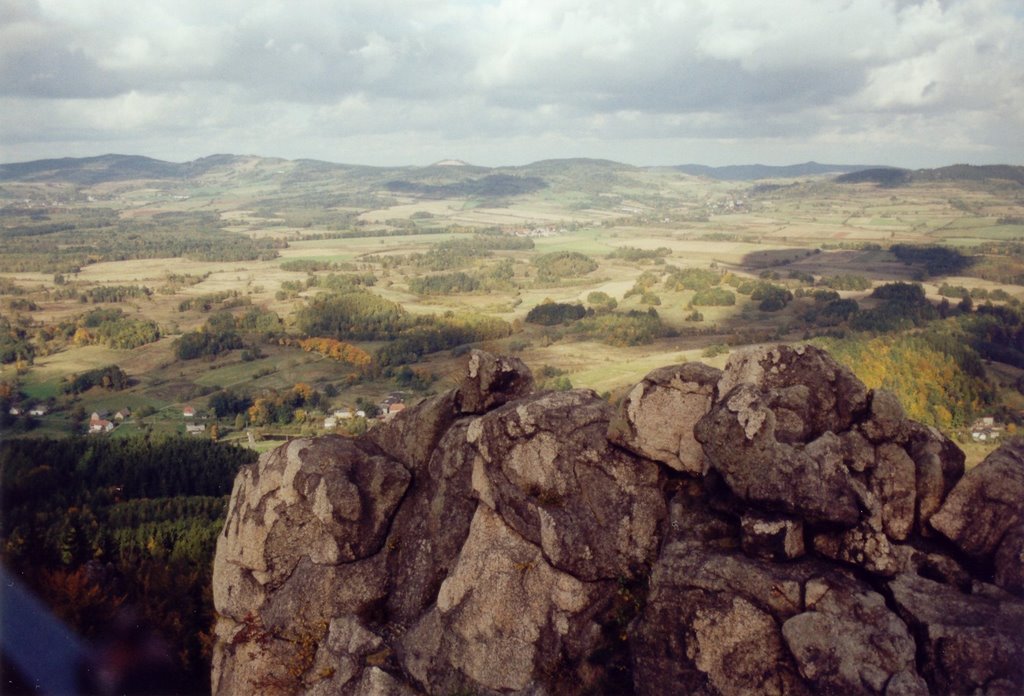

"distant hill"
[671, 162, 878, 181]
[0, 154, 188, 184]
[385, 173, 547, 198]
[3, 154, 1021, 192]
[834, 168, 912, 187]
[914, 164, 1024, 185]
[0, 153, 268, 185]
[836, 164, 1024, 187]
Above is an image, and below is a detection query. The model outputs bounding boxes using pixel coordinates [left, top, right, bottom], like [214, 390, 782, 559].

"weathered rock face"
[930, 439, 1024, 594]
[213, 345, 1024, 695]
[608, 362, 721, 474]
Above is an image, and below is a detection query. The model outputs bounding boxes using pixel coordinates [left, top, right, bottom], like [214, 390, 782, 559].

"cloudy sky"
[2, 0, 1022, 168]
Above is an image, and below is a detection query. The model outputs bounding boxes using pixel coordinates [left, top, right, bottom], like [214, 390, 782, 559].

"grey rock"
[468, 389, 665, 581]
[889, 573, 1024, 694]
[931, 440, 1024, 563]
[696, 388, 863, 525]
[716, 344, 869, 440]
[904, 422, 965, 536]
[860, 389, 910, 444]
[214, 436, 409, 608]
[635, 538, 925, 696]
[995, 525, 1024, 596]
[209, 347, 1015, 696]
[456, 349, 534, 414]
[608, 362, 721, 474]
[367, 389, 459, 471]
[740, 512, 806, 561]
[871, 442, 916, 542]
[383, 420, 478, 624]
[398, 505, 606, 695]
[812, 523, 915, 578]
[782, 573, 919, 695]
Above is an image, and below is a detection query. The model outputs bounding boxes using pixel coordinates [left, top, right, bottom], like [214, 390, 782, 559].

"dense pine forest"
[0, 437, 256, 692]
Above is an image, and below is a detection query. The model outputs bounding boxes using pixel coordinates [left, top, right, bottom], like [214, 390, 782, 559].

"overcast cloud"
[1, 0, 1022, 167]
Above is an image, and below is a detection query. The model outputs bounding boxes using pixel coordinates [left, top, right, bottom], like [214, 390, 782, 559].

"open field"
[2, 157, 1023, 455]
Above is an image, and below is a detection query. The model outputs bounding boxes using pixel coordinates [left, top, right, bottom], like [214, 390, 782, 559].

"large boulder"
[889, 573, 1024, 694]
[608, 362, 721, 474]
[468, 388, 666, 581]
[695, 383, 864, 525]
[382, 420, 479, 625]
[398, 505, 609, 694]
[632, 536, 924, 695]
[212, 436, 409, 695]
[930, 439, 1024, 594]
[781, 574, 925, 695]
[456, 349, 534, 414]
[715, 343, 870, 440]
[213, 436, 409, 607]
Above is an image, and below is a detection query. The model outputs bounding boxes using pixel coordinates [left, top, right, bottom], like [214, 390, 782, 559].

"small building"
[324, 417, 339, 430]
[355, 410, 366, 418]
[89, 419, 114, 434]
[114, 408, 131, 421]
[185, 423, 206, 435]
[183, 406, 196, 418]
[971, 416, 1004, 442]
[334, 409, 353, 420]
[28, 406, 47, 416]
[8, 406, 21, 416]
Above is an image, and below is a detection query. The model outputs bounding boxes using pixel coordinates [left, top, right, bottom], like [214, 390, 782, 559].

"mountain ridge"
[5, 153, 1022, 185]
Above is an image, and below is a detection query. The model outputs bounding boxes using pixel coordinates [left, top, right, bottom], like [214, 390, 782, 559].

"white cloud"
[0, 0, 1021, 167]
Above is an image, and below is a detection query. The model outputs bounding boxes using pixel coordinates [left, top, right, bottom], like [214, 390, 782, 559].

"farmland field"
[1, 156, 1022, 465]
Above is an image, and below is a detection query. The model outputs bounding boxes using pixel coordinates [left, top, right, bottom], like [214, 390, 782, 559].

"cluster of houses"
[970, 417, 1005, 442]
[503, 225, 561, 238]
[706, 197, 749, 214]
[7, 404, 48, 417]
[323, 393, 407, 430]
[181, 405, 207, 435]
[88, 408, 131, 434]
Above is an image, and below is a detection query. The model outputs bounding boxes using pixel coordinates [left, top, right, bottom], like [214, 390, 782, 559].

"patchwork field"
[2, 157, 1022, 463]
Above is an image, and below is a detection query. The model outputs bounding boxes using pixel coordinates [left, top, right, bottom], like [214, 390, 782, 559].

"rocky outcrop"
[213, 346, 1024, 695]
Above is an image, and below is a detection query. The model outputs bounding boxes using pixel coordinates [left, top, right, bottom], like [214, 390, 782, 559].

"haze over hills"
[671, 162, 882, 180]
[2, 154, 1024, 192]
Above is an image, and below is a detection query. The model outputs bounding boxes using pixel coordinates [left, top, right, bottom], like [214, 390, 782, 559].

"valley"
[2, 156, 1022, 457]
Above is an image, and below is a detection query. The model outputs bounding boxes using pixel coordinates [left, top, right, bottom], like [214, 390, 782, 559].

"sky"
[1, 0, 1023, 168]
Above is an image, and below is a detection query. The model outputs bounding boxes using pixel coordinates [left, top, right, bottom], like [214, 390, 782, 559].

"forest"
[0, 210, 283, 273]
[0, 437, 255, 692]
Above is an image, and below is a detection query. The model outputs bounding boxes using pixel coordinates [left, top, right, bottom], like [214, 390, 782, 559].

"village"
[45, 397, 1010, 451]
[65, 391, 411, 440]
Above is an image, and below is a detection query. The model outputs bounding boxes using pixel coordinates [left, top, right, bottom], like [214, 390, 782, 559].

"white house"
[324, 417, 339, 430]
[334, 409, 353, 420]
[28, 406, 47, 416]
